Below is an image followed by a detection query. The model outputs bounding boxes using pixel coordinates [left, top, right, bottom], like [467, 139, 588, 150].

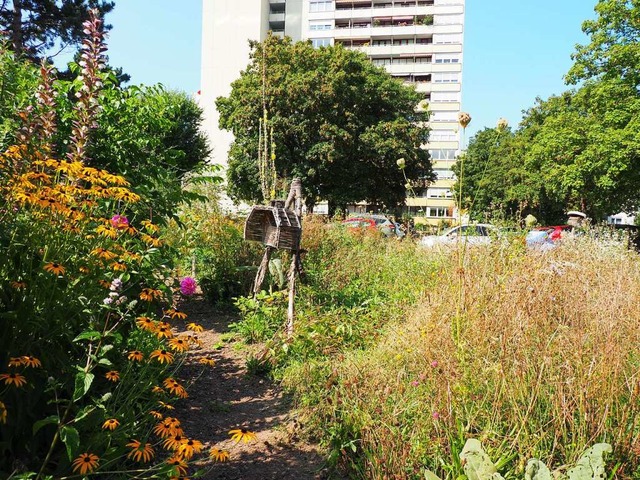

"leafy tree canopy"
[0, 0, 114, 60]
[216, 34, 432, 212]
[566, 0, 640, 86]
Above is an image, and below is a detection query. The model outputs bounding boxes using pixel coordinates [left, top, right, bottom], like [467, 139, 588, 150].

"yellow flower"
[127, 350, 144, 362]
[163, 378, 187, 398]
[0, 373, 27, 387]
[140, 288, 163, 302]
[72, 453, 99, 474]
[158, 401, 175, 410]
[91, 247, 117, 260]
[0, 401, 7, 424]
[149, 410, 163, 419]
[186, 323, 204, 333]
[150, 350, 174, 364]
[162, 433, 185, 451]
[136, 316, 156, 331]
[164, 308, 187, 320]
[168, 337, 190, 353]
[102, 418, 120, 430]
[126, 440, 154, 463]
[96, 224, 118, 239]
[152, 386, 165, 394]
[43, 262, 65, 275]
[166, 455, 188, 475]
[198, 357, 215, 367]
[111, 259, 127, 272]
[105, 370, 120, 382]
[209, 448, 230, 463]
[229, 428, 257, 444]
[177, 438, 203, 460]
[155, 325, 174, 339]
[20, 356, 42, 368]
[8, 357, 23, 367]
[141, 219, 159, 232]
[153, 419, 183, 438]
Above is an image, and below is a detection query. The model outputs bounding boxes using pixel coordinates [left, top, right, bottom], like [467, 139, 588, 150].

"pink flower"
[411, 380, 419, 387]
[432, 412, 440, 420]
[110, 214, 129, 230]
[180, 277, 197, 296]
[430, 360, 439, 368]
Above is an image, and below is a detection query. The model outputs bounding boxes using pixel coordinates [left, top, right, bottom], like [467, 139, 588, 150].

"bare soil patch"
[174, 295, 342, 479]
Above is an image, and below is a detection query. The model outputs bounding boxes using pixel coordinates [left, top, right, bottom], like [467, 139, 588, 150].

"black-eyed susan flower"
[177, 438, 203, 460]
[102, 418, 120, 430]
[72, 453, 99, 474]
[163, 378, 187, 398]
[0, 401, 7, 424]
[152, 386, 165, 395]
[139, 288, 158, 302]
[0, 373, 27, 387]
[153, 419, 182, 438]
[43, 262, 65, 275]
[126, 440, 154, 463]
[187, 335, 203, 348]
[155, 325, 173, 339]
[166, 456, 188, 475]
[198, 357, 215, 367]
[127, 351, 144, 362]
[21, 356, 42, 368]
[149, 410, 163, 419]
[150, 350, 174, 364]
[164, 308, 187, 320]
[141, 219, 159, 232]
[111, 259, 127, 272]
[158, 401, 175, 410]
[136, 316, 156, 332]
[229, 428, 257, 444]
[168, 337, 190, 353]
[162, 433, 185, 451]
[209, 448, 230, 463]
[91, 247, 117, 260]
[105, 371, 120, 382]
[186, 323, 204, 333]
[96, 224, 118, 239]
[8, 357, 23, 367]
[98, 279, 111, 289]
[9, 281, 26, 290]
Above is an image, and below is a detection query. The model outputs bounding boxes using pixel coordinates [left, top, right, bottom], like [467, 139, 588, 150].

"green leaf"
[33, 415, 59, 435]
[424, 470, 442, 480]
[73, 371, 94, 401]
[97, 357, 113, 366]
[460, 439, 505, 480]
[60, 425, 80, 461]
[73, 331, 102, 342]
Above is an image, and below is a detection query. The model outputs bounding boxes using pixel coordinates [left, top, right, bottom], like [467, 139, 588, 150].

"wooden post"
[285, 178, 302, 338]
[253, 246, 273, 295]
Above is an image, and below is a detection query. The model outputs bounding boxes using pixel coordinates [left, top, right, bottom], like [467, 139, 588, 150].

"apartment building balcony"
[269, 12, 285, 23]
[428, 101, 461, 112]
[427, 140, 460, 149]
[384, 62, 461, 74]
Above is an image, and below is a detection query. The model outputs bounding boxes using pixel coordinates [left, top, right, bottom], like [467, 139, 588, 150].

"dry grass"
[285, 236, 640, 478]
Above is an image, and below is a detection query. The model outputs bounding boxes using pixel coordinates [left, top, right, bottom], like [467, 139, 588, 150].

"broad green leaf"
[60, 425, 80, 461]
[32, 415, 59, 435]
[73, 371, 94, 401]
[73, 331, 102, 342]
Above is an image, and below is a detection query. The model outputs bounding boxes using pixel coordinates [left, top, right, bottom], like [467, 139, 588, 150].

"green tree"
[0, 0, 114, 60]
[566, 0, 640, 87]
[216, 34, 432, 212]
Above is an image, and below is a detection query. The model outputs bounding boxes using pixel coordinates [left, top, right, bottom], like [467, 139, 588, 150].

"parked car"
[341, 214, 405, 238]
[420, 223, 498, 247]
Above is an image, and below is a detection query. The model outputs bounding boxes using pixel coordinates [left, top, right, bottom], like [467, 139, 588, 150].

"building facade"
[200, 0, 465, 224]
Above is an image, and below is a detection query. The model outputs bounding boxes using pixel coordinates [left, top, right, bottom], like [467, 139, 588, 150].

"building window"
[435, 56, 460, 64]
[310, 0, 333, 12]
[434, 169, 455, 180]
[430, 130, 458, 141]
[427, 207, 449, 218]
[427, 188, 453, 199]
[434, 34, 463, 45]
[433, 72, 459, 83]
[430, 149, 457, 160]
[310, 22, 332, 31]
[431, 92, 459, 103]
[431, 111, 458, 122]
[311, 38, 332, 48]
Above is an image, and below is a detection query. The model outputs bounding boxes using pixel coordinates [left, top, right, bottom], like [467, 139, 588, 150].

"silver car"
[420, 224, 497, 247]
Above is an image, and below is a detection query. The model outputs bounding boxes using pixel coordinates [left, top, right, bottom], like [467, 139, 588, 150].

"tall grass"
[282, 234, 640, 478]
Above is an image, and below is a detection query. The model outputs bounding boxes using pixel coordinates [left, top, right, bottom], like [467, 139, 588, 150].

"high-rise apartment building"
[200, 0, 465, 224]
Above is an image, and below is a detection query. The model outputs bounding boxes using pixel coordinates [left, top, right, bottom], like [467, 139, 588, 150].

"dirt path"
[175, 295, 339, 480]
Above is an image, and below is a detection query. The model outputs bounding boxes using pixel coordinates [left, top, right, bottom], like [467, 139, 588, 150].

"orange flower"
[21, 356, 42, 368]
[139, 288, 163, 302]
[229, 428, 257, 444]
[105, 371, 120, 382]
[198, 357, 215, 367]
[150, 350, 174, 364]
[162, 433, 185, 451]
[163, 378, 187, 398]
[186, 323, 204, 333]
[152, 386, 165, 395]
[0, 373, 27, 387]
[90, 247, 117, 260]
[168, 337, 190, 353]
[153, 418, 183, 438]
[164, 308, 187, 320]
[166, 455, 188, 475]
[127, 350, 144, 362]
[126, 440, 154, 463]
[136, 316, 156, 332]
[209, 447, 230, 463]
[96, 224, 117, 239]
[43, 262, 65, 275]
[158, 401, 175, 410]
[177, 438, 203, 460]
[0, 401, 7, 424]
[10, 281, 26, 290]
[149, 410, 163, 419]
[102, 418, 120, 430]
[155, 324, 174, 339]
[72, 453, 99, 474]
[111, 259, 127, 272]
[7, 357, 23, 367]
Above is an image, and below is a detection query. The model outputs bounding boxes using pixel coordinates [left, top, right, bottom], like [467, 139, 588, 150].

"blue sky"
[99, 1, 597, 139]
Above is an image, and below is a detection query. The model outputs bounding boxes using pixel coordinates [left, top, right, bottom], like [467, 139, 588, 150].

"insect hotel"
[243, 200, 302, 251]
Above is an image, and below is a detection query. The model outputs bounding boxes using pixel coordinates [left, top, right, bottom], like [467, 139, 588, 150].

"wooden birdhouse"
[244, 200, 302, 251]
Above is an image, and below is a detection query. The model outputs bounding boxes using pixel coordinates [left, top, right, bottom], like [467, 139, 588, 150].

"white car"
[420, 224, 498, 247]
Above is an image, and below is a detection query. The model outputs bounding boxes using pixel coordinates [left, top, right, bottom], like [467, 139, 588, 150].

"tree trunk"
[12, 0, 23, 55]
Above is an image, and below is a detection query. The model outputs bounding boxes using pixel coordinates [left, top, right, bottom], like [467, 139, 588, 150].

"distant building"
[200, 0, 465, 223]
